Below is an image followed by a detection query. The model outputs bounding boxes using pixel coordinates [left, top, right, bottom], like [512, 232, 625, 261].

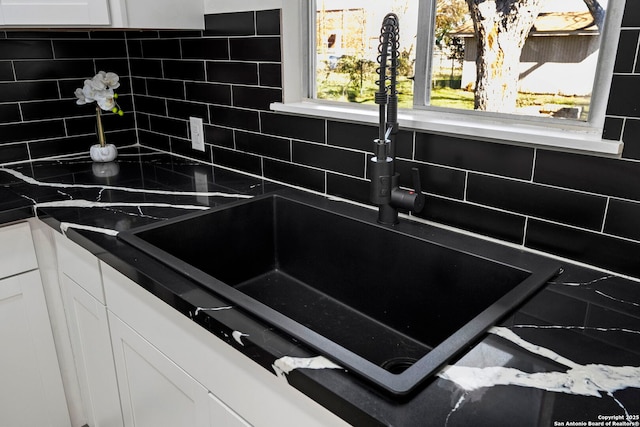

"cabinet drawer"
[0, 222, 37, 279]
[55, 232, 104, 303]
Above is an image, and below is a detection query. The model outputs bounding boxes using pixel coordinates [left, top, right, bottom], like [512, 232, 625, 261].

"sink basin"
[118, 192, 559, 395]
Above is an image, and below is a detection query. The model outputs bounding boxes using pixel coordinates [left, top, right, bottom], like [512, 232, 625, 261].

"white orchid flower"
[74, 88, 88, 105]
[103, 72, 120, 90]
[74, 71, 123, 113]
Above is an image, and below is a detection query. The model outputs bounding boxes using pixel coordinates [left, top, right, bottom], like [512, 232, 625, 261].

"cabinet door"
[0, 271, 70, 427]
[61, 274, 124, 427]
[109, 313, 210, 427]
[0, 0, 110, 25]
[208, 392, 251, 427]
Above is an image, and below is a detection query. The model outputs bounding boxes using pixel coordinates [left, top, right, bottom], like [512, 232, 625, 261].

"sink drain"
[380, 357, 418, 374]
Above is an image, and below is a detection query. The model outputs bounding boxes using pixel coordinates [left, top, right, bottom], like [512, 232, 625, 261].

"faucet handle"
[410, 167, 425, 213]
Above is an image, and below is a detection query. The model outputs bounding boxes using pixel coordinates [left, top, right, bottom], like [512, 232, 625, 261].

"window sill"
[271, 101, 623, 156]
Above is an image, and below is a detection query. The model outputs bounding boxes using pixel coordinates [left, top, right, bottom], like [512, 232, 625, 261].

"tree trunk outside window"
[466, 0, 544, 113]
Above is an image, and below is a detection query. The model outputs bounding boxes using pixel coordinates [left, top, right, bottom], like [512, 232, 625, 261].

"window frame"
[274, 0, 625, 155]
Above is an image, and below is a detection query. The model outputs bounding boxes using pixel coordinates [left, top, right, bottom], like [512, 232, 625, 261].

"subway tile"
[264, 158, 325, 193]
[157, 31, 202, 39]
[0, 81, 59, 102]
[622, 1, 640, 27]
[14, 59, 94, 81]
[0, 120, 65, 144]
[53, 39, 127, 58]
[171, 137, 212, 163]
[126, 39, 143, 58]
[95, 58, 130, 77]
[229, 37, 281, 62]
[261, 112, 325, 143]
[604, 199, 640, 241]
[606, 75, 640, 118]
[232, 86, 281, 110]
[535, 149, 640, 200]
[129, 58, 163, 78]
[622, 118, 640, 160]
[204, 12, 255, 36]
[125, 31, 160, 40]
[327, 173, 370, 205]
[0, 39, 53, 59]
[0, 143, 29, 163]
[603, 116, 624, 141]
[395, 160, 465, 199]
[615, 30, 639, 73]
[209, 105, 259, 132]
[149, 115, 188, 139]
[146, 78, 185, 99]
[526, 219, 640, 278]
[185, 82, 231, 105]
[134, 95, 167, 116]
[327, 120, 413, 157]
[138, 129, 171, 152]
[140, 39, 181, 59]
[0, 104, 21, 123]
[256, 10, 280, 36]
[181, 38, 229, 60]
[135, 112, 150, 131]
[467, 174, 607, 230]
[259, 63, 282, 88]
[292, 141, 365, 177]
[235, 131, 290, 160]
[21, 99, 80, 121]
[163, 59, 205, 81]
[0, 62, 13, 81]
[207, 61, 258, 85]
[204, 125, 234, 148]
[90, 31, 126, 39]
[415, 132, 534, 180]
[212, 147, 262, 175]
[166, 100, 208, 121]
[29, 134, 92, 159]
[65, 112, 135, 137]
[415, 196, 526, 244]
[130, 77, 147, 95]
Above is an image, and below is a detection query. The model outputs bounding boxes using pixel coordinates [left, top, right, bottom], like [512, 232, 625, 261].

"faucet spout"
[370, 13, 424, 225]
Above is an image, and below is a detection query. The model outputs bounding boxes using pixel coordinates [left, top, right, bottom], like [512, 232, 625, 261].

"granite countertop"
[1, 147, 639, 427]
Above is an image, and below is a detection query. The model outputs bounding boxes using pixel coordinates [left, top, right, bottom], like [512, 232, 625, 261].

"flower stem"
[96, 105, 106, 147]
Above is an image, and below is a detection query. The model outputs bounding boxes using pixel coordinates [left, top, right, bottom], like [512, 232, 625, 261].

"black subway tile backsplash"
[535, 150, 640, 201]
[467, 174, 607, 230]
[0, 81, 59, 103]
[207, 61, 259, 85]
[229, 37, 281, 62]
[205, 12, 256, 36]
[261, 112, 325, 143]
[526, 219, 640, 278]
[2, 8, 640, 279]
[0, 39, 53, 59]
[0, 62, 13, 81]
[292, 141, 365, 177]
[181, 38, 230, 60]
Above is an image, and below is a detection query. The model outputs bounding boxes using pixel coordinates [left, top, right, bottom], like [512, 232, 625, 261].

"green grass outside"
[316, 71, 591, 120]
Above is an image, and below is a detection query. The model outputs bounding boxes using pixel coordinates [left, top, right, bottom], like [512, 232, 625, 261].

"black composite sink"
[118, 192, 560, 395]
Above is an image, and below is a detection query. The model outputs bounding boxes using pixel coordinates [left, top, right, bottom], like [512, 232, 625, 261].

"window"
[274, 0, 625, 154]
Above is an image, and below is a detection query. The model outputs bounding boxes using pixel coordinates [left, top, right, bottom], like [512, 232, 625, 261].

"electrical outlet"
[189, 117, 205, 152]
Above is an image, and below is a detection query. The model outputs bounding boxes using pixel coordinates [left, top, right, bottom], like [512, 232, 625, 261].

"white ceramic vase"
[90, 143, 118, 162]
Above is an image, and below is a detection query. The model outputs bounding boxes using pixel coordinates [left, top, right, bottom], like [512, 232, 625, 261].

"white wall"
[204, 0, 283, 14]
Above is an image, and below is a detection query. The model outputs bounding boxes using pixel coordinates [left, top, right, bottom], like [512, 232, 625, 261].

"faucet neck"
[376, 13, 400, 142]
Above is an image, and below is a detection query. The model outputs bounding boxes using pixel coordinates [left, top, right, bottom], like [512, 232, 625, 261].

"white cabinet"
[0, 222, 70, 427]
[110, 313, 212, 427]
[0, 0, 110, 26]
[102, 261, 349, 427]
[55, 232, 124, 427]
[0, 0, 204, 29]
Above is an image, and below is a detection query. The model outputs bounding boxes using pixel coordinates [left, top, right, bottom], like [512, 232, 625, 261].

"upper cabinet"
[0, 0, 204, 29]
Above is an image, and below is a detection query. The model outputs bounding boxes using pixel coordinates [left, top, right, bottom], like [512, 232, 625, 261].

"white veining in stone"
[194, 306, 233, 316]
[232, 331, 249, 346]
[438, 327, 640, 399]
[512, 324, 640, 336]
[2, 168, 253, 199]
[272, 356, 343, 378]
[550, 274, 640, 308]
[60, 222, 119, 236]
[34, 199, 210, 211]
